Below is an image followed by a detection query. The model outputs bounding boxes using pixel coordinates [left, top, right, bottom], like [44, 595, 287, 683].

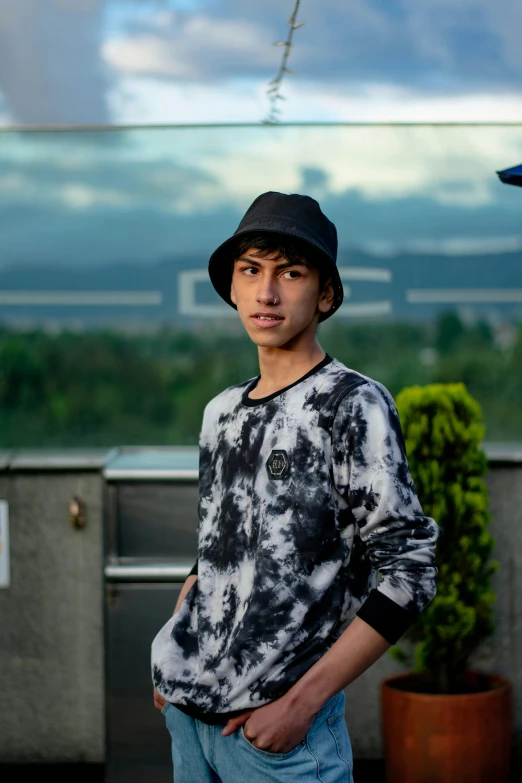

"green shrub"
[391, 382, 498, 694]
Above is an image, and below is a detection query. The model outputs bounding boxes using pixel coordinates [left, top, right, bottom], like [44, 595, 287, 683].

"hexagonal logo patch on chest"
[266, 449, 289, 480]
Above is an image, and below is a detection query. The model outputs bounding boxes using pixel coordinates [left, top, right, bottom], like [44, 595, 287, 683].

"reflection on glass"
[0, 125, 521, 446]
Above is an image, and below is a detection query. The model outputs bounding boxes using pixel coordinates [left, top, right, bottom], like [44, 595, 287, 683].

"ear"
[318, 277, 335, 316]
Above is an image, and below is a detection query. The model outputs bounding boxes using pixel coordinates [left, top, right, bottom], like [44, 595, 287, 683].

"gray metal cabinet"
[103, 447, 199, 783]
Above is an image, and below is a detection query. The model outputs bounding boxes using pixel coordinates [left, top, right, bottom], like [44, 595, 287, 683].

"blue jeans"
[162, 689, 354, 782]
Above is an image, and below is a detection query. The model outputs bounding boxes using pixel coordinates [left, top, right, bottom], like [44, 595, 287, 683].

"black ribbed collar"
[241, 353, 334, 407]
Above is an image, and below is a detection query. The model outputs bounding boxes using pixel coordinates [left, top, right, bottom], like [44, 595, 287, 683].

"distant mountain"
[0, 248, 521, 329]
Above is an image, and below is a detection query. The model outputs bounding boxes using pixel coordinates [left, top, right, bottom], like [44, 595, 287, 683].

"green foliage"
[393, 382, 498, 693]
[1, 312, 522, 448]
[0, 325, 258, 447]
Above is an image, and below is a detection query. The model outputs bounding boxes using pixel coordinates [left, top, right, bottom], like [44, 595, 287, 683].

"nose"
[256, 272, 279, 304]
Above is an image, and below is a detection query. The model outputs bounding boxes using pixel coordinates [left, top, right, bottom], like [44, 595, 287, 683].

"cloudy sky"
[1, 1, 521, 287]
[1, 125, 521, 272]
[0, 0, 522, 125]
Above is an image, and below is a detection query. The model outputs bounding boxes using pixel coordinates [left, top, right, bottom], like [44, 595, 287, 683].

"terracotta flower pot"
[381, 671, 512, 783]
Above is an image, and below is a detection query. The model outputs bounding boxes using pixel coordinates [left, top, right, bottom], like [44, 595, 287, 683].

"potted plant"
[381, 382, 512, 783]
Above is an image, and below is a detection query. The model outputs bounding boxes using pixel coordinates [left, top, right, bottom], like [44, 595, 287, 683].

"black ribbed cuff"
[356, 588, 418, 645]
[188, 557, 198, 577]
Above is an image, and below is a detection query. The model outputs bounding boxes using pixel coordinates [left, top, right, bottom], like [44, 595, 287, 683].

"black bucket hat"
[208, 191, 344, 322]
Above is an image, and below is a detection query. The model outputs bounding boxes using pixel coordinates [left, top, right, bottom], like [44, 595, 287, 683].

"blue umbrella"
[497, 163, 522, 187]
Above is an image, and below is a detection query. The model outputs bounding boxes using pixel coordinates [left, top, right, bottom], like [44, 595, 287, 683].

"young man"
[151, 191, 439, 782]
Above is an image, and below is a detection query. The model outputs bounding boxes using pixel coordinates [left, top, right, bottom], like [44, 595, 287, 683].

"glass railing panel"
[1, 124, 521, 445]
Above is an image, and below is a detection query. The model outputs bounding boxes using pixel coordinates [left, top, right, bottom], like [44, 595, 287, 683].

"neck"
[255, 341, 326, 395]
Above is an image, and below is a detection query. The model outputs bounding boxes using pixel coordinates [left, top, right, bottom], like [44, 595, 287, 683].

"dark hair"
[230, 233, 333, 294]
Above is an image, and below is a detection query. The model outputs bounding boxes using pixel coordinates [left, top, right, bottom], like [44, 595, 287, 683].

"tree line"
[0, 312, 520, 448]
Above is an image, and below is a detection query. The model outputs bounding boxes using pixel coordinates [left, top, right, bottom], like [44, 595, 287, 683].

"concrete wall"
[0, 450, 107, 763]
[0, 445, 521, 762]
[477, 459, 522, 753]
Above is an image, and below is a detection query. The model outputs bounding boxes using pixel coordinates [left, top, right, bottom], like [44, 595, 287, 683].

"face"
[230, 247, 335, 348]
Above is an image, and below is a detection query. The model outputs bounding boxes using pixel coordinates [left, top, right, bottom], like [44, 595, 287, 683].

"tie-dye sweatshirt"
[151, 353, 439, 724]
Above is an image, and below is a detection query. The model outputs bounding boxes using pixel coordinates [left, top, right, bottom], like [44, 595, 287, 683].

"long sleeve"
[331, 380, 440, 645]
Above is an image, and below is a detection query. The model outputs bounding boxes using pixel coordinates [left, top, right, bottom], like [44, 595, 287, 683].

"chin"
[249, 334, 286, 348]
[249, 328, 303, 351]
[243, 324, 284, 346]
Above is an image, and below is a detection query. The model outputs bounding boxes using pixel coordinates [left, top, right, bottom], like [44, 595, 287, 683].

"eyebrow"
[236, 256, 311, 270]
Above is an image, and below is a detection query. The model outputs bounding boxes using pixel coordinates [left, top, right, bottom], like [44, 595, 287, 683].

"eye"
[283, 270, 301, 278]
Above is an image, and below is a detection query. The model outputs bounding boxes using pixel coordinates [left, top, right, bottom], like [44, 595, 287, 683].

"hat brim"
[208, 227, 344, 323]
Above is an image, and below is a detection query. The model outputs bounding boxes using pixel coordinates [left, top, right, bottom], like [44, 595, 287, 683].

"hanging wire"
[263, 0, 305, 124]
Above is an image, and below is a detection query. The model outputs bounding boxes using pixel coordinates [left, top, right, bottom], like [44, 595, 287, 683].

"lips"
[251, 313, 284, 328]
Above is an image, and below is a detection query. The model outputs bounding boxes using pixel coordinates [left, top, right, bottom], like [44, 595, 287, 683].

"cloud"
[106, 73, 522, 124]
[0, 132, 221, 216]
[287, 81, 522, 123]
[402, 0, 522, 78]
[1, 0, 522, 126]
[220, 0, 522, 90]
[1, 124, 521, 274]
[2, 124, 521, 216]
[106, 0, 522, 91]
[105, 74, 266, 122]
[101, 0, 522, 123]
[102, 12, 276, 80]
[186, 125, 522, 210]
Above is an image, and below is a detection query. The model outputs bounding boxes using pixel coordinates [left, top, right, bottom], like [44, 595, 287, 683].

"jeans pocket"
[327, 711, 353, 770]
[239, 724, 306, 760]
[315, 689, 345, 722]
